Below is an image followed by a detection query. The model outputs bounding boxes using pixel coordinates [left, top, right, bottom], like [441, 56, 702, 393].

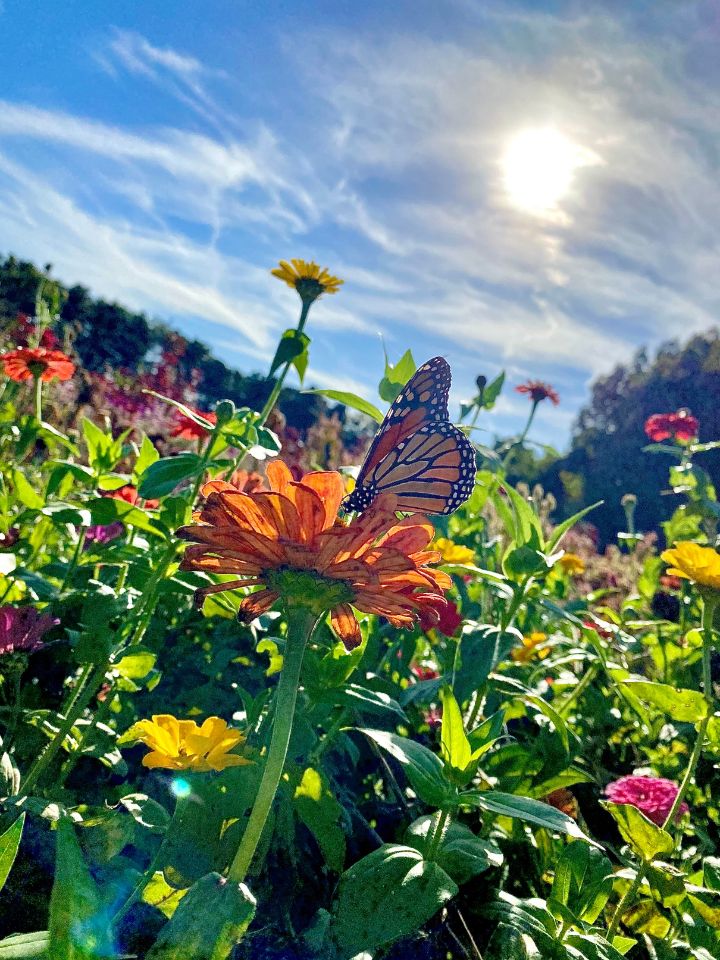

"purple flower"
[605, 774, 688, 826]
[0, 606, 59, 655]
[84, 523, 124, 547]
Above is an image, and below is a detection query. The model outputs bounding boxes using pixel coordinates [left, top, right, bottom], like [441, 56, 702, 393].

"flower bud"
[214, 399, 236, 426]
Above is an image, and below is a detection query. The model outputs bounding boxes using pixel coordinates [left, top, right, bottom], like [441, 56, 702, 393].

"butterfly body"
[343, 357, 476, 516]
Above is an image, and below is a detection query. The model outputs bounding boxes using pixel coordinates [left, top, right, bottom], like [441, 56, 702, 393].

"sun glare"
[502, 127, 599, 216]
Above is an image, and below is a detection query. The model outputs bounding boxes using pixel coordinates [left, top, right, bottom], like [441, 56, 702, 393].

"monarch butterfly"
[343, 357, 476, 516]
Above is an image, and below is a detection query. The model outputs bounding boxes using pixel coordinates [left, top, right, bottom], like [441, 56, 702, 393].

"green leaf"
[602, 803, 674, 861]
[323, 684, 406, 720]
[621, 679, 708, 723]
[551, 841, 614, 923]
[357, 728, 452, 807]
[547, 501, 603, 551]
[405, 815, 503, 885]
[454, 624, 516, 703]
[378, 348, 416, 403]
[145, 872, 256, 960]
[133, 434, 160, 481]
[492, 675, 572, 752]
[86, 497, 168, 539]
[137, 453, 204, 499]
[0, 814, 25, 893]
[117, 793, 170, 833]
[461, 790, 598, 844]
[11, 470, 44, 509]
[440, 686, 472, 776]
[480, 371, 505, 409]
[48, 818, 116, 959]
[141, 871, 188, 919]
[331, 844, 457, 959]
[304, 389, 383, 423]
[293, 767, 346, 873]
[115, 648, 157, 681]
[269, 329, 311, 382]
[0, 932, 50, 958]
[704, 856, 720, 891]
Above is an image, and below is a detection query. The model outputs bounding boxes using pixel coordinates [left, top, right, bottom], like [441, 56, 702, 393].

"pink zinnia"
[84, 523, 124, 546]
[605, 774, 688, 826]
[515, 380, 560, 406]
[0, 605, 59, 655]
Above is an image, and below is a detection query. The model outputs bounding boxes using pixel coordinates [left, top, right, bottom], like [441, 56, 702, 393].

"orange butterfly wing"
[344, 357, 475, 515]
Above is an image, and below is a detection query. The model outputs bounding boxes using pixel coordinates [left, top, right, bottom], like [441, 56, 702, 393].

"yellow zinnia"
[434, 537, 474, 565]
[271, 259, 343, 303]
[511, 631, 550, 664]
[125, 715, 250, 772]
[661, 542, 720, 593]
[558, 552, 585, 576]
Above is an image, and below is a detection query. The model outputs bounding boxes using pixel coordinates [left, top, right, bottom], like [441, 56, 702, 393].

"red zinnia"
[170, 408, 217, 440]
[106, 485, 160, 511]
[418, 596, 463, 636]
[516, 380, 560, 406]
[644, 410, 698, 443]
[1, 347, 75, 383]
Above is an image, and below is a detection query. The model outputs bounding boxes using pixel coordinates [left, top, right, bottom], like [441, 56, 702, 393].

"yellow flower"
[125, 715, 250, 772]
[558, 552, 585, 576]
[434, 537, 474, 565]
[271, 259, 343, 303]
[511, 631, 550, 664]
[661, 542, 720, 592]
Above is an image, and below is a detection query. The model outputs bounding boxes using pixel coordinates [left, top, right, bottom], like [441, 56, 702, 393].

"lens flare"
[171, 777, 192, 798]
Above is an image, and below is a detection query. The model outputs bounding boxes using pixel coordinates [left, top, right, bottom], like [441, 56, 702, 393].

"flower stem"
[227, 605, 317, 883]
[426, 808, 451, 862]
[20, 659, 108, 794]
[661, 594, 715, 827]
[33, 374, 42, 422]
[256, 299, 311, 428]
[607, 595, 716, 941]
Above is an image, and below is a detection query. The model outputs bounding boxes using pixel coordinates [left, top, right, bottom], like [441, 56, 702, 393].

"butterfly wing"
[344, 357, 452, 513]
[364, 422, 476, 515]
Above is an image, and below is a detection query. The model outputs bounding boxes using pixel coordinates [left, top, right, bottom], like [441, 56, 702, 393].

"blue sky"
[1, 0, 719, 448]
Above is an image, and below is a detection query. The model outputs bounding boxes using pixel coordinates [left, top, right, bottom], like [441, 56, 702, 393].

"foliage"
[0, 261, 718, 960]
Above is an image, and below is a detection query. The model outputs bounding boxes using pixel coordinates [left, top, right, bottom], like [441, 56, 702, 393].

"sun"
[501, 127, 599, 216]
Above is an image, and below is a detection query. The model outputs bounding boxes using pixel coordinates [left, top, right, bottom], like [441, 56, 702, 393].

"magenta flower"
[0, 606, 59, 655]
[84, 523, 124, 547]
[605, 774, 688, 826]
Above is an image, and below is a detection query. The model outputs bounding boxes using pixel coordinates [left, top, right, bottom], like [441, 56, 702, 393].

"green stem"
[607, 863, 647, 942]
[256, 300, 312, 430]
[556, 663, 599, 719]
[112, 794, 189, 924]
[661, 595, 715, 828]
[607, 595, 716, 941]
[227, 605, 317, 883]
[426, 808, 451, 862]
[58, 529, 86, 595]
[21, 659, 108, 794]
[466, 578, 529, 729]
[502, 401, 538, 469]
[33, 375, 42, 422]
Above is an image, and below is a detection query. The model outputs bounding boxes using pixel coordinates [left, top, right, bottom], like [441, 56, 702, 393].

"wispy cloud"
[1, 5, 718, 445]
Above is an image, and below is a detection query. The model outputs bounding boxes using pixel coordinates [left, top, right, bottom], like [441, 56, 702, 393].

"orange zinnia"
[177, 461, 450, 649]
[1, 347, 75, 383]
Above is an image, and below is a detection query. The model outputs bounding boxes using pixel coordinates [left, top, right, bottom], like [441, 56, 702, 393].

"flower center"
[28, 360, 48, 377]
[294, 277, 325, 304]
[266, 567, 354, 614]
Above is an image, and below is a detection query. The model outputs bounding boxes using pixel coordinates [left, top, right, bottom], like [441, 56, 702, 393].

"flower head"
[557, 552, 586, 576]
[511, 631, 550, 664]
[544, 788, 579, 820]
[105, 484, 159, 511]
[434, 537, 474, 565]
[271, 259, 343, 304]
[1, 347, 75, 383]
[227, 470, 267, 494]
[582, 618, 615, 640]
[170, 408, 217, 441]
[85, 523, 124, 547]
[411, 663, 440, 682]
[515, 380, 559, 406]
[178, 461, 450, 650]
[661, 541, 720, 593]
[418, 596, 463, 636]
[0, 605, 58, 655]
[125, 714, 250, 772]
[605, 774, 688, 826]
[645, 410, 698, 443]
